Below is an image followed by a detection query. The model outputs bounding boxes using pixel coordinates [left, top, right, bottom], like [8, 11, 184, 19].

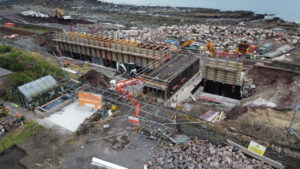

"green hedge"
[0, 45, 64, 88]
[0, 45, 12, 53]
[0, 45, 65, 100]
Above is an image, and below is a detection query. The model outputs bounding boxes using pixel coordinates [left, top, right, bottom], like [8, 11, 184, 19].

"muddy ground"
[19, 114, 155, 169]
[243, 65, 300, 110]
[0, 146, 26, 169]
[220, 108, 300, 147]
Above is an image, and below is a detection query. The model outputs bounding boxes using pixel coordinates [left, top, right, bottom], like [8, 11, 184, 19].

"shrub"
[0, 45, 12, 53]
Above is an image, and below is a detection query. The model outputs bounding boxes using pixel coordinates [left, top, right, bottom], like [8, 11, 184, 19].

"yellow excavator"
[55, 8, 71, 20]
[236, 43, 250, 54]
[182, 40, 195, 47]
[55, 8, 64, 19]
[207, 41, 215, 57]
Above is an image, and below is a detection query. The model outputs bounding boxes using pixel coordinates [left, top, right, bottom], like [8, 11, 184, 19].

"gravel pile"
[149, 138, 272, 169]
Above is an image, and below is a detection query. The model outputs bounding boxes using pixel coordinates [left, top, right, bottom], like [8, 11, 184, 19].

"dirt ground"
[7, 117, 157, 169]
[220, 108, 300, 148]
[79, 69, 110, 88]
[243, 65, 300, 110]
[216, 65, 300, 148]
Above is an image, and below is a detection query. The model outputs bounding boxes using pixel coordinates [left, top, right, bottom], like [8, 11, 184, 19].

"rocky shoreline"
[0, 0, 298, 33]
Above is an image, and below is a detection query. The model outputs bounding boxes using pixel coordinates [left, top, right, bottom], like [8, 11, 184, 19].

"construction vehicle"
[54, 8, 71, 20]
[116, 62, 137, 78]
[181, 40, 205, 51]
[182, 40, 195, 47]
[207, 41, 215, 57]
[55, 8, 64, 19]
[236, 43, 250, 54]
[96, 102, 117, 117]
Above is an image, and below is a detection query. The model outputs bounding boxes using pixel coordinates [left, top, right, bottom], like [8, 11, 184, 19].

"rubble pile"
[109, 24, 300, 50]
[241, 78, 256, 98]
[150, 138, 272, 169]
[76, 113, 101, 135]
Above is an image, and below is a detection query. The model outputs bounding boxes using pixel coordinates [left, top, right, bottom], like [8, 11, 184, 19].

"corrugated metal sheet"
[17, 75, 58, 101]
[264, 45, 295, 59]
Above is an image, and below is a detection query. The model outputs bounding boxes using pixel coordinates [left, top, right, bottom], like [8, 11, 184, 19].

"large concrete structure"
[143, 54, 200, 101]
[53, 32, 173, 69]
[52, 31, 244, 102]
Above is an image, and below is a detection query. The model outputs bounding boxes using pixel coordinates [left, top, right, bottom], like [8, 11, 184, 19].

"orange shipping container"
[78, 92, 103, 110]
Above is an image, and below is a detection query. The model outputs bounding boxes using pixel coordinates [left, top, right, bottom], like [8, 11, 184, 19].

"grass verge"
[0, 120, 43, 153]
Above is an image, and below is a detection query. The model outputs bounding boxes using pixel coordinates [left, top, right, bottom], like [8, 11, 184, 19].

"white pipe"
[91, 157, 128, 169]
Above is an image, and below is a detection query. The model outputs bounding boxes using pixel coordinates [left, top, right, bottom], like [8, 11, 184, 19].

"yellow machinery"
[55, 8, 64, 19]
[207, 41, 215, 57]
[111, 104, 117, 112]
[182, 40, 195, 47]
[236, 43, 250, 54]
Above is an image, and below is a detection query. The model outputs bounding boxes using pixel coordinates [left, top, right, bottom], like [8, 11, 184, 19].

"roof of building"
[0, 67, 13, 77]
[17, 75, 58, 101]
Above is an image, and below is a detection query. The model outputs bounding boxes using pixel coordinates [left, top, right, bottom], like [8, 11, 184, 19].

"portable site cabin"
[15, 75, 60, 109]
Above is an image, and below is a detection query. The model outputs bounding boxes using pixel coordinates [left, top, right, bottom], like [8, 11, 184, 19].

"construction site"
[0, 0, 300, 169]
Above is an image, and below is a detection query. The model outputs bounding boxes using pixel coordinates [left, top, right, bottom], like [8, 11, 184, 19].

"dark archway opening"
[192, 79, 241, 100]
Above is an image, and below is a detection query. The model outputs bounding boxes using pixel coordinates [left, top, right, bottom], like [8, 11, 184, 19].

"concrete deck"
[44, 101, 94, 132]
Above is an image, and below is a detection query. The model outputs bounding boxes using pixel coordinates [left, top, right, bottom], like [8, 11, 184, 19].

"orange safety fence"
[115, 78, 143, 117]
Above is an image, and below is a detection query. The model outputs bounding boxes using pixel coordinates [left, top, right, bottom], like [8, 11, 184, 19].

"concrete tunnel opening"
[192, 79, 241, 100]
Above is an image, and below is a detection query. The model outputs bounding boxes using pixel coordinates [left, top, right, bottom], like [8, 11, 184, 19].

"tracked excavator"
[207, 41, 215, 57]
[54, 8, 71, 20]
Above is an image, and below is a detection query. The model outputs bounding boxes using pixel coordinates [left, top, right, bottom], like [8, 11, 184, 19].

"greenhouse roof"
[17, 75, 58, 101]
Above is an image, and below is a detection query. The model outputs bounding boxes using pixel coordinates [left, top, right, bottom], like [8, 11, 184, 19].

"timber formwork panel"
[53, 32, 173, 68]
[96, 49, 101, 58]
[202, 58, 243, 86]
